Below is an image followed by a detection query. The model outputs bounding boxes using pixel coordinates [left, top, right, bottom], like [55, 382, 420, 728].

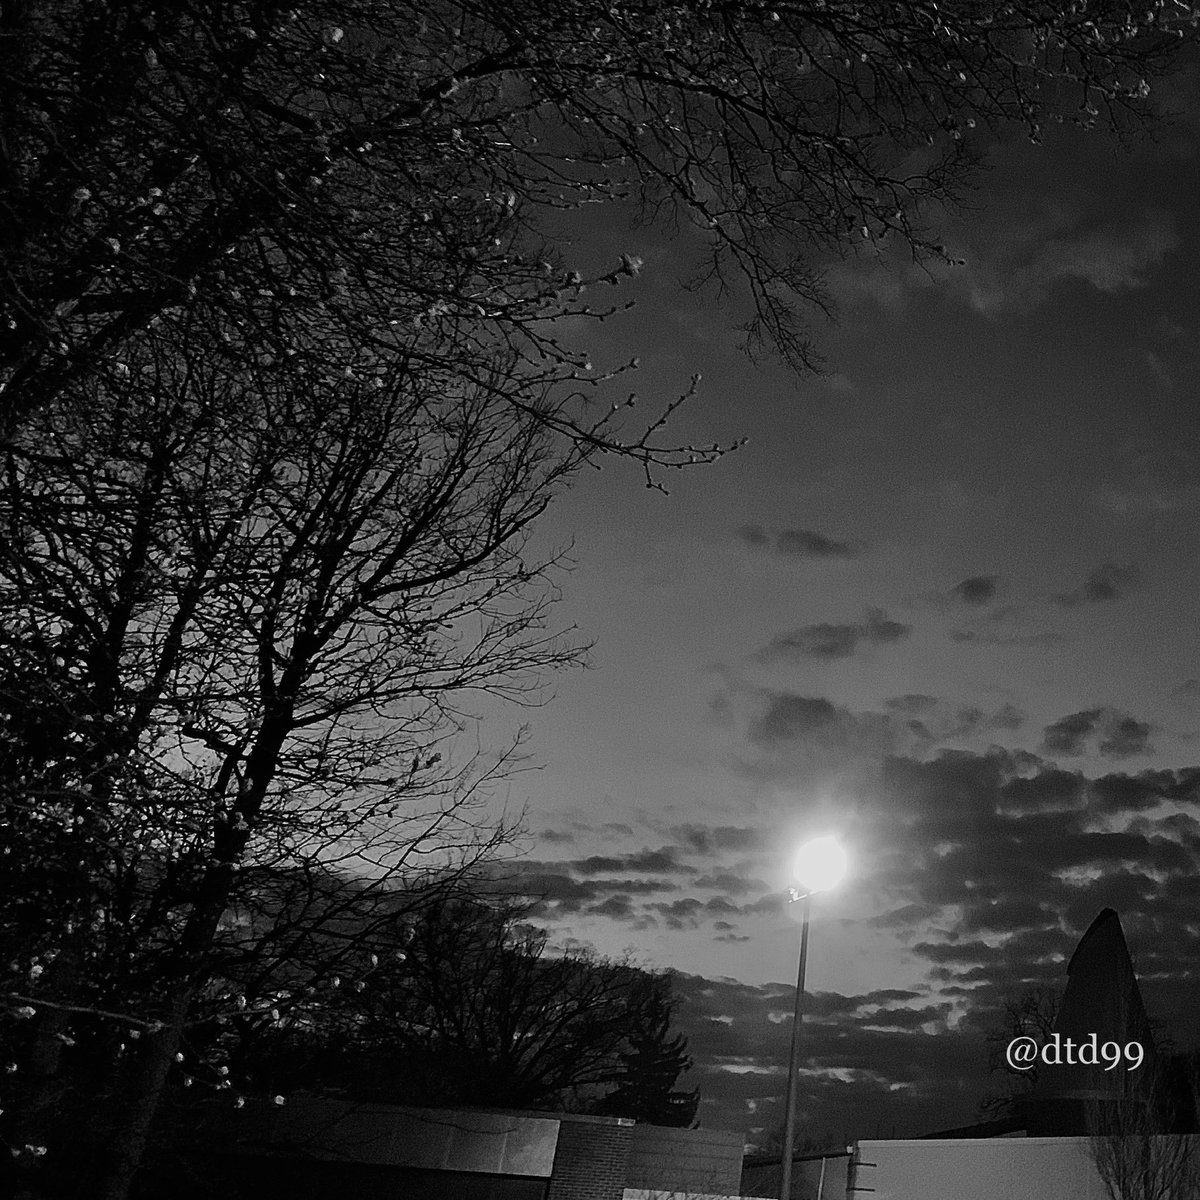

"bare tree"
[1077, 963, 1198, 1200]
[0, 302, 628, 1196]
[978, 986, 1061, 1122]
[210, 893, 698, 1118]
[1086, 1061, 1200, 1200]
[1, 1, 1194, 435]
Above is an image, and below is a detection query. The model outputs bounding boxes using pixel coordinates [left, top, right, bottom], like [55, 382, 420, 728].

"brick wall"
[626, 1123, 745, 1194]
[546, 1116, 634, 1200]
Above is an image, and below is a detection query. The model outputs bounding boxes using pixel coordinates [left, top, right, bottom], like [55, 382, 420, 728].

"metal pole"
[779, 890, 811, 1200]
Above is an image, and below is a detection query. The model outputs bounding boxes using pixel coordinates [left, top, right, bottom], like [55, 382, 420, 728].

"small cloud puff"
[756, 608, 910, 661]
[1041, 707, 1153, 759]
[736, 525, 860, 559]
[950, 574, 1001, 606]
[1054, 563, 1141, 606]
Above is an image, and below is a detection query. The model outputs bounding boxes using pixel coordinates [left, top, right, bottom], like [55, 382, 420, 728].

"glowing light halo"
[792, 835, 847, 895]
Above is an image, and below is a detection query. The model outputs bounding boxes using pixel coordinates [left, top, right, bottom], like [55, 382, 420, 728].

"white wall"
[853, 1137, 1111, 1200]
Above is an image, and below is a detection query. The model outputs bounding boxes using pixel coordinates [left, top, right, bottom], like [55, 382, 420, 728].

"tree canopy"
[213, 893, 698, 1121]
[1, 0, 1190, 435]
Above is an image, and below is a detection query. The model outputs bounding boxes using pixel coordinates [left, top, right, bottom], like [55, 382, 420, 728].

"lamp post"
[778, 835, 847, 1200]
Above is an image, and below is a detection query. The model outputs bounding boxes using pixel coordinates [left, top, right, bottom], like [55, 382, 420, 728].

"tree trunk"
[88, 722, 289, 1200]
[90, 989, 192, 1200]
[12, 948, 83, 1200]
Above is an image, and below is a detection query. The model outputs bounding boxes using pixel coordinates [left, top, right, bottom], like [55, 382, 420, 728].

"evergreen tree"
[592, 975, 699, 1127]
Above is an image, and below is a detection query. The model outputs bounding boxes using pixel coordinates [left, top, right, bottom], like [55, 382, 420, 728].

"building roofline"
[1066, 906, 1120, 976]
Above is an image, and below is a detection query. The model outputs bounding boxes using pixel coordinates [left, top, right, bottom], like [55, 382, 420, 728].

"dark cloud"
[573, 846, 697, 874]
[761, 623, 859, 659]
[803, 988, 926, 1019]
[537, 829, 575, 844]
[502, 830, 785, 932]
[505, 818, 796, 941]
[671, 972, 986, 1144]
[694, 871, 765, 895]
[990, 703, 1025, 731]
[736, 524, 859, 558]
[1090, 770, 1179, 811]
[747, 693, 844, 747]
[732, 686, 1028, 766]
[670, 824, 765, 856]
[944, 596, 1062, 648]
[1000, 768, 1086, 813]
[870, 751, 1200, 1005]
[859, 1004, 955, 1032]
[738, 893, 785, 917]
[587, 895, 637, 920]
[868, 903, 942, 929]
[775, 528, 857, 558]
[861, 988, 926, 1006]
[883, 695, 1023, 744]
[502, 871, 596, 908]
[957, 897, 1053, 935]
[1084, 563, 1141, 602]
[1042, 708, 1105, 754]
[589, 877, 682, 895]
[1041, 708, 1153, 758]
[1099, 714, 1153, 758]
[644, 892, 763, 930]
[736, 523, 770, 546]
[915, 925, 1077, 979]
[648, 897, 707, 929]
[920, 707, 982, 743]
[950, 575, 1001, 605]
[756, 608, 910, 661]
[485, 866, 683, 918]
[1054, 563, 1141, 606]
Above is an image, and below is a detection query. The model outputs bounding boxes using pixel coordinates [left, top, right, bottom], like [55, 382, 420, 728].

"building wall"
[624, 1191, 772, 1200]
[624, 1124, 745, 1195]
[212, 1099, 746, 1200]
[852, 1136, 1131, 1200]
[546, 1116, 635, 1200]
[223, 1097, 562, 1175]
[741, 1152, 850, 1200]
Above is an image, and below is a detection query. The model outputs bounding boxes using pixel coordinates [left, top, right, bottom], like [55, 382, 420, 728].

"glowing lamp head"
[792, 835, 847, 895]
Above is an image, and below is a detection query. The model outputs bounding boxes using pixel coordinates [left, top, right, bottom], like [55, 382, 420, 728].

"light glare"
[793, 835, 847, 894]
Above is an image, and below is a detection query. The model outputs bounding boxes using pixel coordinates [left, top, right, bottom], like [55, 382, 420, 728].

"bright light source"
[792, 835, 847, 894]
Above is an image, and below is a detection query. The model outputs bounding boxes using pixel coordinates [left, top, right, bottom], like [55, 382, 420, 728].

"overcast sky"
[470, 60, 1200, 1146]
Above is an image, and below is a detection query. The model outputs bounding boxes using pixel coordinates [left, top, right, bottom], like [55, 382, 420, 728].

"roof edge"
[1066, 907, 1120, 976]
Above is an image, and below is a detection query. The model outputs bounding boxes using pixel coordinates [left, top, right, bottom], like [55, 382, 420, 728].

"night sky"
[465, 58, 1200, 1145]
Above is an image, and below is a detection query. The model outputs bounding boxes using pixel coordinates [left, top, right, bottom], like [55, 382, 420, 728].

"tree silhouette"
[2, 1, 1193, 436]
[592, 981, 699, 1127]
[214, 894, 699, 1119]
[978, 986, 1060, 1123]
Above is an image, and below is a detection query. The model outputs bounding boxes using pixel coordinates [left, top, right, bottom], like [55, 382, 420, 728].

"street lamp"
[779, 835, 847, 1200]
